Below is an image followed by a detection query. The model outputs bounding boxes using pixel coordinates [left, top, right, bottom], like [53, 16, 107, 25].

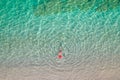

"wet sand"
[0, 66, 120, 80]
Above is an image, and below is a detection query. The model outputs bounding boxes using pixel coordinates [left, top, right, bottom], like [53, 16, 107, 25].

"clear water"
[0, 0, 120, 71]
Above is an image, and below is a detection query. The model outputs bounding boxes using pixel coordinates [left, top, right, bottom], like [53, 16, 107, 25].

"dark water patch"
[96, 0, 120, 12]
[33, 0, 96, 16]
[33, 0, 120, 16]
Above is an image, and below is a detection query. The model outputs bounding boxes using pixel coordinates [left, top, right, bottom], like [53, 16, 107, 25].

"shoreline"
[0, 65, 120, 80]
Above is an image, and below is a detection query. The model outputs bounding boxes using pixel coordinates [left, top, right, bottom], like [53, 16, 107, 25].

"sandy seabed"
[0, 65, 120, 80]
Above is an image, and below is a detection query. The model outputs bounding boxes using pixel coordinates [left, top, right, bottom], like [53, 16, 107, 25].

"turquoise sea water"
[0, 0, 120, 70]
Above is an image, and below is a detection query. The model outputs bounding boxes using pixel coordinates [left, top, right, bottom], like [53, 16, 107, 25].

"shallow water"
[0, 0, 120, 80]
